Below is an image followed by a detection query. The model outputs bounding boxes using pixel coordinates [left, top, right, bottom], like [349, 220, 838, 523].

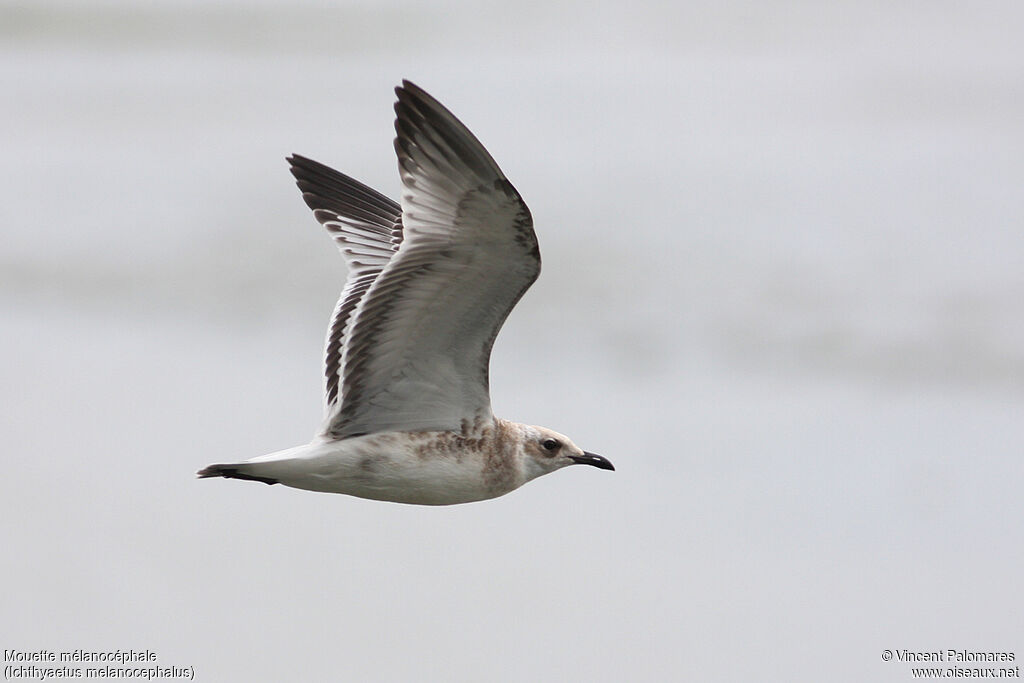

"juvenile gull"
[197, 80, 613, 505]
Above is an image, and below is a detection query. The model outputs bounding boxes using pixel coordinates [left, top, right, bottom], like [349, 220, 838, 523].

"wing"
[287, 154, 403, 417]
[324, 80, 540, 440]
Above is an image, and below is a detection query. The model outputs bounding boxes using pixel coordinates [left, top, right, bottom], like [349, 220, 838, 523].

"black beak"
[569, 451, 615, 471]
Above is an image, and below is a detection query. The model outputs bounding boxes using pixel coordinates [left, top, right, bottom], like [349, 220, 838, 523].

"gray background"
[3, 1, 1022, 681]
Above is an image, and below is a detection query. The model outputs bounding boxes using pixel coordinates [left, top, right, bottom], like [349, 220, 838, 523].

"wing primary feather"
[321, 81, 540, 440]
[286, 154, 404, 416]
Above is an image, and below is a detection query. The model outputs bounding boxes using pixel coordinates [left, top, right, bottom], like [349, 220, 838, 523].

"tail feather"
[196, 464, 279, 486]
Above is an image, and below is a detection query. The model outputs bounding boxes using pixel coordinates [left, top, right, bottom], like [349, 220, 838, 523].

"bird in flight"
[197, 80, 613, 505]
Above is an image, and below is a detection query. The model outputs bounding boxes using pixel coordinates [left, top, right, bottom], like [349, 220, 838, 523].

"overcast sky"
[3, 2, 1023, 681]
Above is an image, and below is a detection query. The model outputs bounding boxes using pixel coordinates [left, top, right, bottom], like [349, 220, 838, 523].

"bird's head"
[519, 425, 614, 482]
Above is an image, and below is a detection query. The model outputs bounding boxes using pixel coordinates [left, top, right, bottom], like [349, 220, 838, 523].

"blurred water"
[2, 2, 1023, 681]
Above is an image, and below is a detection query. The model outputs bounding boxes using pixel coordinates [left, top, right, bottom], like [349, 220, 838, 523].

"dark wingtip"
[286, 153, 309, 170]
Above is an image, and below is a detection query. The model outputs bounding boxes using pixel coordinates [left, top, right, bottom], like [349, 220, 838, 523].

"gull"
[197, 80, 613, 505]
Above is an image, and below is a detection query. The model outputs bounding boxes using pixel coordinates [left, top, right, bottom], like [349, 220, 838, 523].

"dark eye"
[542, 438, 561, 453]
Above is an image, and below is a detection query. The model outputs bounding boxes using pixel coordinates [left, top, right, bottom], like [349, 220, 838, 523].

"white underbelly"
[251, 435, 517, 505]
